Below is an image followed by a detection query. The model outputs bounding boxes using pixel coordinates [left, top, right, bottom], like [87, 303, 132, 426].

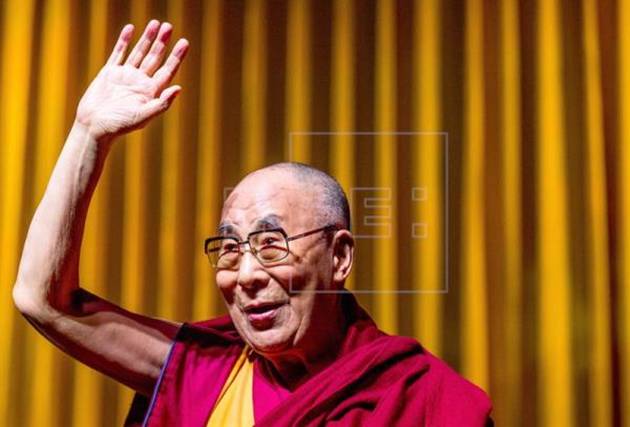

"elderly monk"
[12, 21, 492, 426]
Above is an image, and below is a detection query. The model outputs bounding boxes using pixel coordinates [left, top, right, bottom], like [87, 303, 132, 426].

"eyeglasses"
[204, 224, 339, 269]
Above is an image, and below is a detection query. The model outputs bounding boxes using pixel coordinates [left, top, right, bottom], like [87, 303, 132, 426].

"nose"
[236, 248, 267, 291]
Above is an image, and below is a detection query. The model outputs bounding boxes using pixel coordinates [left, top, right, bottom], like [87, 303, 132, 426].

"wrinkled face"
[216, 169, 337, 355]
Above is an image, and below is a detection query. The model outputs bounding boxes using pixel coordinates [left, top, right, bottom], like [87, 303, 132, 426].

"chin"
[244, 328, 295, 354]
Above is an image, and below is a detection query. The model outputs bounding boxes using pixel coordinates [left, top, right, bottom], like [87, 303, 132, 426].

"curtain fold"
[0, 1, 625, 426]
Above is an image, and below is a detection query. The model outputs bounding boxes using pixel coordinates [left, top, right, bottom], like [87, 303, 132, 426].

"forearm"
[13, 122, 113, 317]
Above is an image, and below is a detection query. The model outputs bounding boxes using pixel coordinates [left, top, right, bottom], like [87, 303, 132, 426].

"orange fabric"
[206, 346, 254, 427]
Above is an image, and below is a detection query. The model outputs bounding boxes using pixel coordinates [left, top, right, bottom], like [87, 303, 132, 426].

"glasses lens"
[250, 230, 289, 263]
[207, 238, 240, 268]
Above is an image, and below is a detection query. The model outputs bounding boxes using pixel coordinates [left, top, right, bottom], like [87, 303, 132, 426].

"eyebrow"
[253, 214, 283, 230]
[217, 223, 238, 236]
[217, 214, 284, 237]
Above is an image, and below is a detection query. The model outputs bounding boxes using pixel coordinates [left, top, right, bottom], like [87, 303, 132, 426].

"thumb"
[159, 84, 182, 104]
[142, 85, 182, 119]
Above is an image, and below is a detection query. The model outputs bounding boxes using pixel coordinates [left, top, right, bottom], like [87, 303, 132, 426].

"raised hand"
[76, 20, 189, 141]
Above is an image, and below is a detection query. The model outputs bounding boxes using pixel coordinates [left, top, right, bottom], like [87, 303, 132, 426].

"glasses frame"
[204, 224, 339, 269]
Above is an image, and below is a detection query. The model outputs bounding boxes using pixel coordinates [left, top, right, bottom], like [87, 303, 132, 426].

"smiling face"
[216, 168, 346, 357]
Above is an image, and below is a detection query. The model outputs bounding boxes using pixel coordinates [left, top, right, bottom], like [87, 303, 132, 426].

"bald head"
[232, 162, 351, 231]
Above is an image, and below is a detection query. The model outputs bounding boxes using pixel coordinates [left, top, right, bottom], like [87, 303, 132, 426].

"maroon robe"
[125, 293, 492, 426]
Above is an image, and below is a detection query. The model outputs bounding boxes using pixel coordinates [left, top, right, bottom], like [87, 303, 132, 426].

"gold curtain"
[0, 0, 627, 426]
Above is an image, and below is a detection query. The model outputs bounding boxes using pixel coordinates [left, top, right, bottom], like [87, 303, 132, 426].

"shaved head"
[239, 162, 351, 231]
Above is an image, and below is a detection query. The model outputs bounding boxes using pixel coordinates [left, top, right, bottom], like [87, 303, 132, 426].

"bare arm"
[12, 20, 189, 396]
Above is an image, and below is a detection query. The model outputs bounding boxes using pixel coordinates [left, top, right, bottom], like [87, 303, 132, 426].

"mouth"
[243, 301, 286, 327]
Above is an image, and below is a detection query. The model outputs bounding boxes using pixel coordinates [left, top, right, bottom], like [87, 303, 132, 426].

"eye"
[220, 241, 239, 253]
[253, 231, 284, 248]
[261, 235, 280, 246]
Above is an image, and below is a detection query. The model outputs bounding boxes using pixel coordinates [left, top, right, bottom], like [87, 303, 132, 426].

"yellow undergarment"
[206, 346, 255, 427]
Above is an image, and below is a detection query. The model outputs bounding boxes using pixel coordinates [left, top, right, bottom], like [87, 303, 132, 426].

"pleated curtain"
[0, 0, 627, 426]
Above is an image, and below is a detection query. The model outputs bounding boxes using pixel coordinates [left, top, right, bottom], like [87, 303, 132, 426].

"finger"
[106, 24, 134, 65]
[125, 20, 161, 67]
[139, 22, 173, 75]
[141, 85, 182, 119]
[152, 39, 189, 92]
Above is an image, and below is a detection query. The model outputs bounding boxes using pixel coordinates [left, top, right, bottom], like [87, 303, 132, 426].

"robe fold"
[125, 293, 492, 426]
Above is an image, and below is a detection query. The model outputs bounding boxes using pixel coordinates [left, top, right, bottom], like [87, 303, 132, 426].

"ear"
[332, 229, 354, 286]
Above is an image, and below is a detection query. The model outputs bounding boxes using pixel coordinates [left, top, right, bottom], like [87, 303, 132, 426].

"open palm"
[76, 21, 188, 140]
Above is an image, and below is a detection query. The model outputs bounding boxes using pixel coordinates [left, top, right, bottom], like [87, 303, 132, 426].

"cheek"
[264, 265, 307, 293]
[216, 272, 237, 304]
[287, 295, 315, 329]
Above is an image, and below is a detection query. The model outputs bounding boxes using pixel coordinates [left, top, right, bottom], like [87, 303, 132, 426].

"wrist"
[65, 122, 114, 172]
[70, 119, 115, 147]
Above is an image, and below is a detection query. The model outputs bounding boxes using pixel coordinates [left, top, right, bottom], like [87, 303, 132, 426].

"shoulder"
[133, 316, 245, 425]
[407, 343, 493, 425]
[161, 315, 245, 384]
[339, 333, 492, 425]
[363, 334, 492, 424]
